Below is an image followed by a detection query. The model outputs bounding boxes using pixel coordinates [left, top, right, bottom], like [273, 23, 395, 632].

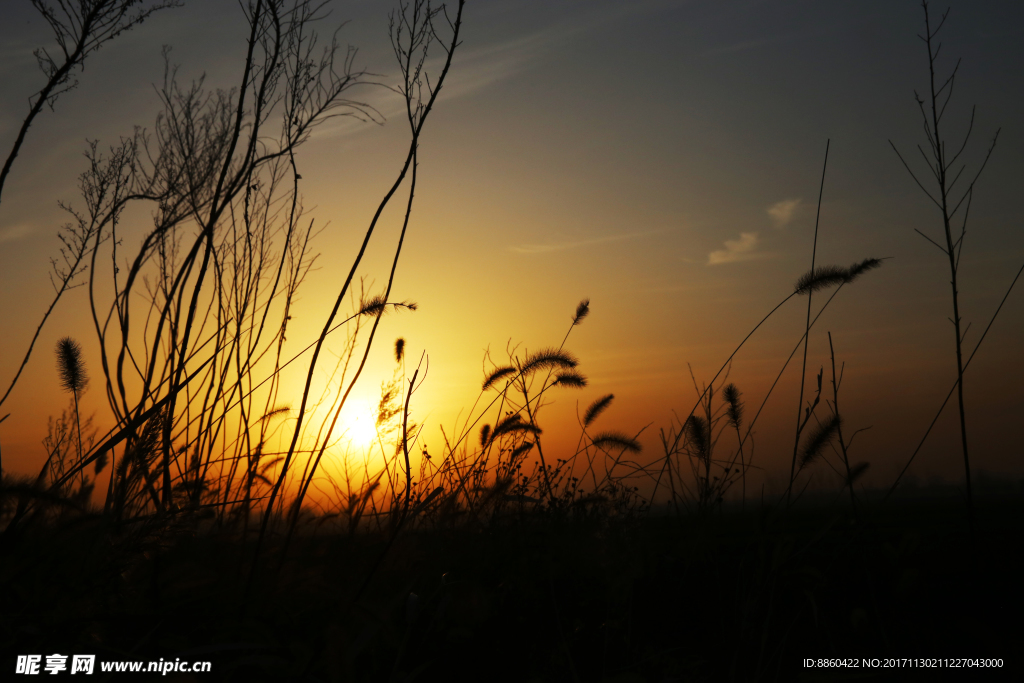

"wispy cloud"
[767, 198, 800, 228]
[430, 2, 659, 103]
[440, 28, 563, 101]
[0, 224, 32, 244]
[708, 231, 765, 265]
[512, 229, 658, 255]
[316, 29, 558, 140]
[322, 21, 586, 140]
[445, 1, 682, 99]
[321, 2, 676, 139]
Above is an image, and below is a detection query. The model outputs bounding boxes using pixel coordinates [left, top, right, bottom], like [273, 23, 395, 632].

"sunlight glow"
[344, 400, 379, 448]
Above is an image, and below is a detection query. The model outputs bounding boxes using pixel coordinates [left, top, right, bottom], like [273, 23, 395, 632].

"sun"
[344, 400, 379, 448]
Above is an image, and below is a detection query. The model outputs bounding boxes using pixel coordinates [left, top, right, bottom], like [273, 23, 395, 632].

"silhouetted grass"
[3, 290, 1020, 681]
[2, 2, 1023, 681]
[3, 471, 1020, 681]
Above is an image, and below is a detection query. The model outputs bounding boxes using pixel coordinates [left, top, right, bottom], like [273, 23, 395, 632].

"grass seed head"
[590, 431, 641, 454]
[56, 336, 88, 395]
[520, 348, 579, 376]
[723, 384, 743, 428]
[685, 415, 709, 459]
[553, 370, 587, 388]
[482, 365, 516, 391]
[572, 298, 590, 325]
[844, 257, 883, 283]
[584, 394, 615, 428]
[794, 266, 848, 295]
[799, 414, 842, 470]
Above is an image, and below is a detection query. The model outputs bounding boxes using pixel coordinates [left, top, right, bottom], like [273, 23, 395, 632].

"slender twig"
[788, 139, 829, 504]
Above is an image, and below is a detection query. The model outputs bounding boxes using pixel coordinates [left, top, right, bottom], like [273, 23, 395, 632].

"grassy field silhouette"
[1, 1, 1022, 681]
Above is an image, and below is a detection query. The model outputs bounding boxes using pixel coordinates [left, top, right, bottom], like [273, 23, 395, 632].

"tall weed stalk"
[889, 1, 1000, 541]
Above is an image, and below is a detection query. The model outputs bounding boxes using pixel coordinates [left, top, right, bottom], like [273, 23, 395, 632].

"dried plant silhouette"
[889, 0, 1007, 541]
[787, 139, 830, 506]
[0, 1, 1020, 681]
[0, 0, 181, 414]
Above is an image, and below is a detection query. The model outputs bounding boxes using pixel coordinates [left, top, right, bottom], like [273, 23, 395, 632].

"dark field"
[2, 1, 1023, 681]
[3, 489, 1020, 682]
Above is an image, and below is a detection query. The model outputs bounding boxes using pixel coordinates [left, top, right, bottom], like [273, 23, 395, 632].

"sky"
[1, 0, 1023, 500]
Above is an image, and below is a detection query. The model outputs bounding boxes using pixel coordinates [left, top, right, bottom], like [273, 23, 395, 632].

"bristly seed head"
[723, 383, 743, 428]
[590, 431, 641, 454]
[799, 414, 842, 470]
[794, 257, 884, 295]
[572, 298, 590, 325]
[482, 365, 516, 391]
[583, 394, 614, 428]
[685, 415, 709, 459]
[519, 348, 578, 376]
[844, 257, 883, 283]
[553, 370, 587, 388]
[56, 336, 88, 395]
[488, 413, 542, 444]
[794, 266, 848, 295]
[359, 295, 418, 317]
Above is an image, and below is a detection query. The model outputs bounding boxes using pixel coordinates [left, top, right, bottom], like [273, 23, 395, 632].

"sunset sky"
[1, 0, 1022, 497]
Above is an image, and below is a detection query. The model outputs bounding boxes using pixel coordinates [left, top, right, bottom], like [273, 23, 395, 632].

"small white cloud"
[708, 232, 761, 265]
[0, 224, 31, 244]
[767, 198, 801, 228]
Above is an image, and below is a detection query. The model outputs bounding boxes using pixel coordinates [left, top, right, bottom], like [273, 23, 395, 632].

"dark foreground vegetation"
[1, 1, 1023, 681]
[2, 488, 1021, 682]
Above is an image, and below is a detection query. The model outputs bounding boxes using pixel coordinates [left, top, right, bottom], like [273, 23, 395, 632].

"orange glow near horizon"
[0, 0, 1023, 507]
